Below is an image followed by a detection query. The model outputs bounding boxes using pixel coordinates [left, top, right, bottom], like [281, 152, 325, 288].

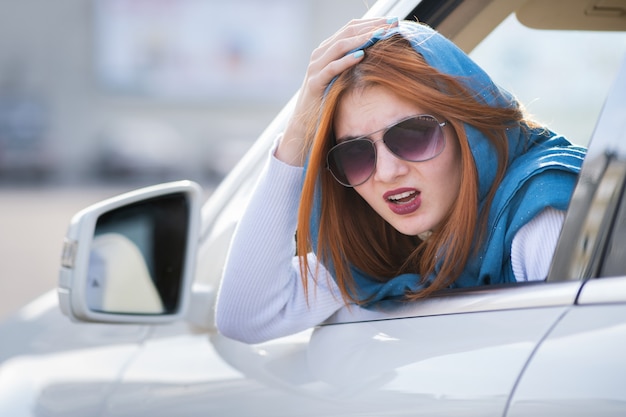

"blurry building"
[0, 0, 368, 185]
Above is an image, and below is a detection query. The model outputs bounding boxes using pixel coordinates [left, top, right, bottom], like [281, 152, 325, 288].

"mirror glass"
[86, 192, 190, 315]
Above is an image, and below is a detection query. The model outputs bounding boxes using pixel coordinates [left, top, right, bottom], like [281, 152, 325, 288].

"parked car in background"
[1, 0, 626, 415]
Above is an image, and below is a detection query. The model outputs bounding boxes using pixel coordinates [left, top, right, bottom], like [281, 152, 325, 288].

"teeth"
[388, 191, 415, 201]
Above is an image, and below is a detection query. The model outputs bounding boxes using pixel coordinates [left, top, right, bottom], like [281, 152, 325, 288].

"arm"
[215, 146, 344, 344]
[217, 18, 399, 344]
[511, 207, 566, 282]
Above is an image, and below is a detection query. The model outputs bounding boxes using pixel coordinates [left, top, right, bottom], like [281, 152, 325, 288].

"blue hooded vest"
[308, 21, 586, 304]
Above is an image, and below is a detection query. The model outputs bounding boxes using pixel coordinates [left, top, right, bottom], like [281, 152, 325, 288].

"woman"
[216, 18, 586, 343]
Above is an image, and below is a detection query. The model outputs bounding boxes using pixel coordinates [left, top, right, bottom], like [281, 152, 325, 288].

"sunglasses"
[326, 114, 447, 187]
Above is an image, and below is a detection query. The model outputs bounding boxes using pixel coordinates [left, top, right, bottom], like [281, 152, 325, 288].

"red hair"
[296, 35, 525, 304]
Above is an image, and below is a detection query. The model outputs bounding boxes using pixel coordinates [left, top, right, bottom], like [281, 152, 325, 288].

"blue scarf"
[308, 21, 586, 304]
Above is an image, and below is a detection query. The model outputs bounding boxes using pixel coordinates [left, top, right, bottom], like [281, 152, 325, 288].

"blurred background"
[1, 0, 624, 321]
[0, 0, 370, 320]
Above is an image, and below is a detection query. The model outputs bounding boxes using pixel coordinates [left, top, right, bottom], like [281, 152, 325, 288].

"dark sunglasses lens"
[328, 139, 375, 186]
[385, 116, 444, 161]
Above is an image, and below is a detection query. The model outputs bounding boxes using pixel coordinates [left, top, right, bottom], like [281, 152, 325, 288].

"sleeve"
[511, 207, 566, 282]
[215, 144, 345, 344]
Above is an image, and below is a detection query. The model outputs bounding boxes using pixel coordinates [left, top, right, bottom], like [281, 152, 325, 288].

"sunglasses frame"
[326, 114, 447, 187]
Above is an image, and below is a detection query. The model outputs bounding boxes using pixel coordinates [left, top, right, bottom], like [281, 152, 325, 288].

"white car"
[2, 0, 626, 416]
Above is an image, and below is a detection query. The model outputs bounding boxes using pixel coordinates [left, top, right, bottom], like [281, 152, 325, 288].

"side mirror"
[58, 181, 202, 324]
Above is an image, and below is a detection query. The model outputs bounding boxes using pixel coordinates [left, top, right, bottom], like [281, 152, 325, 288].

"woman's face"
[333, 85, 462, 237]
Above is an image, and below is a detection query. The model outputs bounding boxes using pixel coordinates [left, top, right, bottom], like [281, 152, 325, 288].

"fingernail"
[352, 50, 364, 59]
[386, 17, 398, 24]
[373, 28, 385, 37]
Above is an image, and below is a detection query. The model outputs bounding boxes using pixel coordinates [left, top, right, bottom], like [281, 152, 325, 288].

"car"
[2, 0, 626, 415]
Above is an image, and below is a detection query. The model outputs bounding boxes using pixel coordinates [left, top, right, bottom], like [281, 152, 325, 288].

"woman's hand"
[276, 17, 399, 166]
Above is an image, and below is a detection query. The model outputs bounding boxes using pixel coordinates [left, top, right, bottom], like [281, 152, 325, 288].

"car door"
[307, 286, 580, 416]
[96, 286, 576, 417]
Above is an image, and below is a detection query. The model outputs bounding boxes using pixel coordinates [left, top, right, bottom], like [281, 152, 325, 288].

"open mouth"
[387, 190, 418, 204]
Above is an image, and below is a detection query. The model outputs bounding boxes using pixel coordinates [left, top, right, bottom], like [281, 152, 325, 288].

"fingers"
[306, 17, 399, 92]
[277, 17, 399, 166]
[314, 17, 399, 66]
[306, 49, 364, 95]
[318, 17, 398, 51]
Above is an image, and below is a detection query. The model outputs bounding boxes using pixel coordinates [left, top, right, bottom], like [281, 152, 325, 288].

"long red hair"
[296, 35, 526, 304]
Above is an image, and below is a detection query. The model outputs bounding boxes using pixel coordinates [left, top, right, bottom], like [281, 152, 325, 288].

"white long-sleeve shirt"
[215, 149, 565, 344]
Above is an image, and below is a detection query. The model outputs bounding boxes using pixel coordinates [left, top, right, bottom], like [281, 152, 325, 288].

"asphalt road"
[0, 185, 136, 321]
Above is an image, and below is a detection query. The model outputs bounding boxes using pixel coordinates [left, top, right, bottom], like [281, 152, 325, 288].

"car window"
[470, 13, 626, 147]
[201, 10, 626, 298]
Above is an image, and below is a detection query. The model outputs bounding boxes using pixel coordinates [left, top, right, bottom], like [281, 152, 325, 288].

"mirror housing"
[58, 181, 202, 324]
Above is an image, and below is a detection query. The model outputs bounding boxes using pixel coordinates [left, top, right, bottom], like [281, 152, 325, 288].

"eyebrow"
[333, 114, 414, 144]
[335, 133, 365, 144]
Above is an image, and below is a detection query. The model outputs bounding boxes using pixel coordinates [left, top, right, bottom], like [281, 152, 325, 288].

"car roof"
[405, 0, 626, 51]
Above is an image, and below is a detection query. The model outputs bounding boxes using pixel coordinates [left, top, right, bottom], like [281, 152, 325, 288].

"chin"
[388, 217, 436, 237]
[391, 224, 428, 237]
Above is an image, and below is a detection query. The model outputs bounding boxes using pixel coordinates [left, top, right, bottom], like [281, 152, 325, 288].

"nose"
[372, 140, 410, 183]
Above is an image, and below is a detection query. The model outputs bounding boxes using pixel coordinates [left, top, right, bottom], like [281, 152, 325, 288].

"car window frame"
[549, 55, 626, 283]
